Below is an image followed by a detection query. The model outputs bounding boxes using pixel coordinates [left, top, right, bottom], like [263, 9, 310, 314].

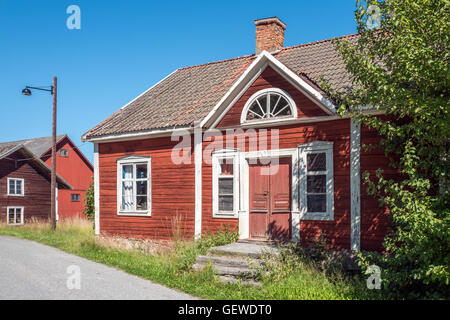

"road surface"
[0, 236, 195, 300]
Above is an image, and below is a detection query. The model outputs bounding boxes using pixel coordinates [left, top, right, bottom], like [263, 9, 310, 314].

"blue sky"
[0, 0, 357, 162]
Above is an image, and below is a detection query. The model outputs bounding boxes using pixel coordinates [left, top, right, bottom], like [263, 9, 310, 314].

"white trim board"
[94, 143, 100, 235]
[350, 120, 361, 251]
[194, 124, 203, 239]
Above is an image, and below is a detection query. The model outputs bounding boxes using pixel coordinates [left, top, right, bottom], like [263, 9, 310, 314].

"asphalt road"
[0, 236, 195, 300]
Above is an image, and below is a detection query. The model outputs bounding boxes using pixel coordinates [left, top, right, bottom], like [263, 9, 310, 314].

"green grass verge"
[0, 221, 384, 300]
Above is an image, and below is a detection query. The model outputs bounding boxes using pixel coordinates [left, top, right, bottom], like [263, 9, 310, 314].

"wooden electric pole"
[50, 76, 57, 230]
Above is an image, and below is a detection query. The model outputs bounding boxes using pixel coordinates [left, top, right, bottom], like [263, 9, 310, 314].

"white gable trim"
[203, 51, 337, 129]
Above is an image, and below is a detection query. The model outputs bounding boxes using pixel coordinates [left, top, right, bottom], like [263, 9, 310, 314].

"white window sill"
[117, 211, 151, 217]
[7, 194, 24, 197]
[213, 212, 238, 219]
[7, 223, 24, 226]
[300, 212, 334, 221]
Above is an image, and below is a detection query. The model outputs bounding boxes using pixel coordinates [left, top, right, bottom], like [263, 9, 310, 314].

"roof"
[0, 135, 66, 158]
[84, 33, 359, 140]
[0, 143, 72, 190]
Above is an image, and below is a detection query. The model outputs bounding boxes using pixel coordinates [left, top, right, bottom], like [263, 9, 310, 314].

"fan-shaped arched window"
[241, 88, 297, 124]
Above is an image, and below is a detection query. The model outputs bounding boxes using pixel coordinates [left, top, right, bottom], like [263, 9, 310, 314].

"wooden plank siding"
[43, 137, 93, 219]
[98, 136, 196, 240]
[360, 123, 392, 251]
[202, 119, 352, 249]
[0, 151, 51, 223]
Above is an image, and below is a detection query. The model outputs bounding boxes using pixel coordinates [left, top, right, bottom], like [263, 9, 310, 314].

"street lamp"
[22, 77, 58, 230]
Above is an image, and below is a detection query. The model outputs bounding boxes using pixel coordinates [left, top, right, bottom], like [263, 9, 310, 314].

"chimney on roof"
[254, 17, 286, 54]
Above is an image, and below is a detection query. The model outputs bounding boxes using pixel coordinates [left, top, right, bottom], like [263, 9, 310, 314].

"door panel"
[269, 158, 291, 240]
[249, 162, 270, 238]
[249, 158, 291, 240]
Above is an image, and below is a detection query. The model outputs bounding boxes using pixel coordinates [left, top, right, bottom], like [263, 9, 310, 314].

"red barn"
[0, 135, 93, 220]
[83, 17, 392, 251]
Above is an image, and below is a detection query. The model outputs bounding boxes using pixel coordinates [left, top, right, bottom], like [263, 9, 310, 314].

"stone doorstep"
[193, 263, 252, 276]
[207, 242, 280, 259]
[196, 255, 261, 268]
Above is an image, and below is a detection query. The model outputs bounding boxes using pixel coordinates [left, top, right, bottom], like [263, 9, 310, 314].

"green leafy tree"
[325, 0, 449, 298]
[83, 178, 95, 223]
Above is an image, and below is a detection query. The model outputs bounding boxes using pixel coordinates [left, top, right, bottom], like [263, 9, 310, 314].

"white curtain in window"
[122, 165, 134, 210]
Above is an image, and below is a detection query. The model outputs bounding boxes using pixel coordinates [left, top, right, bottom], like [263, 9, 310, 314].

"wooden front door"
[249, 158, 291, 240]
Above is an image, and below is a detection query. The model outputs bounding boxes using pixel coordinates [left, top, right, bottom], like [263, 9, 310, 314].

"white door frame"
[238, 148, 300, 241]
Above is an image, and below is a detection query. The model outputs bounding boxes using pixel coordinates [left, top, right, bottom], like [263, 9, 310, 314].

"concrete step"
[195, 255, 262, 269]
[193, 262, 251, 276]
[208, 242, 279, 258]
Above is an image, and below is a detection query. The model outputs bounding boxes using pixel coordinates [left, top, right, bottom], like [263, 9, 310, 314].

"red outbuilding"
[0, 135, 93, 221]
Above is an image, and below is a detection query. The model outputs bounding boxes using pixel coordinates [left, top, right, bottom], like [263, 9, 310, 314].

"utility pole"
[22, 77, 58, 230]
[50, 76, 57, 230]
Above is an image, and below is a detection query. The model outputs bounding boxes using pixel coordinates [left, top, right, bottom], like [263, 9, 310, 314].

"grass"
[0, 219, 384, 300]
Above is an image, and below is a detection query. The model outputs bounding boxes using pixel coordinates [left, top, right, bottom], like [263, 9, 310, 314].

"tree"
[326, 0, 449, 298]
[83, 178, 95, 223]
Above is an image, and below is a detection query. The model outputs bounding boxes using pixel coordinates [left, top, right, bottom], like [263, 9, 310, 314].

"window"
[298, 141, 334, 220]
[212, 150, 239, 218]
[241, 88, 297, 124]
[117, 156, 151, 216]
[7, 207, 24, 225]
[7, 178, 24, 196]
[59, 149, 69, 157]
[71, 194, 80, 202]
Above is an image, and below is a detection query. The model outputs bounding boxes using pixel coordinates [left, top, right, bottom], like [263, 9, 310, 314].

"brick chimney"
[254, 17, 286, 54]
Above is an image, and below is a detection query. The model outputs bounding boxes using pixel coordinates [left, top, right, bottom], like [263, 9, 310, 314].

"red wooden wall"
[98, 136, 196, 240]
[202, 119, 352, 249]
[43, 137, 93, 219]
[0, 151, 51, 223]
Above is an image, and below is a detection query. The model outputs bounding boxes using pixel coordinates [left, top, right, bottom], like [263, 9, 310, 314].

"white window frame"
[7, 206, 24, 225]
[240, 88, 298, 125]
[116, 155, 152, 217]
[298, 141, 334, 221]
[7, 178, 24, 196]
[212, 149, 239, 218]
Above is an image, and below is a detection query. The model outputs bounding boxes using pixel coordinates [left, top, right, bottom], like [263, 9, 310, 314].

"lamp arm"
[25, 85, 53, 93]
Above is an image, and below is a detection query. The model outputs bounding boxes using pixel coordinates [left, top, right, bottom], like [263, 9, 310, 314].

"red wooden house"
[83, 17, 391, 251]
[0, 142, 71, 224]
[0, 135, 93, 221]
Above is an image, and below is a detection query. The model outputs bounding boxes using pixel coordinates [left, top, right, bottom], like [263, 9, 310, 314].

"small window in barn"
[117, 156, 151, 216]
[7, 207, 24, 225]
[212, 150, 239, 218]
[298, 141, 334, 221]
[59, 149, 69, 157]
[7, 178, 24, 196]
[71, 194, 80, 202]
[241, 88, 297, 124]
